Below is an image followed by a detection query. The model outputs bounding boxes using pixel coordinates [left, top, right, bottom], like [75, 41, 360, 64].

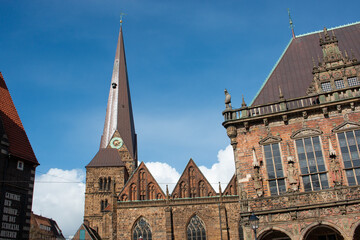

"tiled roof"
[251, 22, 360, 106]
[86, 148, 125, 168]
[0, 72, 38, 164]
[31, 212, 65, 239]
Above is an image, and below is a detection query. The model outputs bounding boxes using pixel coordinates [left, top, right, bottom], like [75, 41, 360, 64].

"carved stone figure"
[224, 89, 232, 109]
[253, 168, 263, 197]
[287, 161, 299, 191]
[330, 158, 342, 186]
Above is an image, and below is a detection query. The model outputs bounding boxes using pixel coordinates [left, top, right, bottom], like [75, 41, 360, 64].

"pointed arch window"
[140, 170, 146, 200]
[189, 167, 196, 197]
[99, 178, 103, 190]
[104, 178, 108, 191]
[132, 217, 152, 240]
[148, 183, 155, 200]
[199, 181, 206, 197]
[131, 184, 137, 200]
[108, 177, 111, 191]
[180, 181, 187, 198]
[187, 215, 206, 240]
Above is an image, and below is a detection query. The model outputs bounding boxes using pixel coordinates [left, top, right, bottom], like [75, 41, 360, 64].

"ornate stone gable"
[118, 162, 165, 201]
[223, 174, 237, 196]
[308, 27, 360, 95]
[332, 121, 360, 133]
[171, 159, 216, 199]
[259, 135, 282, 145]
[290, 127, 323, 139]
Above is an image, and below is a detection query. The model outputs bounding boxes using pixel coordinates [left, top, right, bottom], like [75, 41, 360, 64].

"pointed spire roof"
[100, 26, 137, 160]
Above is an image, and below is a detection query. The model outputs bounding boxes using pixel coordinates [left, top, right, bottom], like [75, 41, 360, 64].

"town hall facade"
[73, 21, 360, 240]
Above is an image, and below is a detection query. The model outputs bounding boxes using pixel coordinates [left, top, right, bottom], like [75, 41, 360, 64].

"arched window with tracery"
[105, 199, 108, 209]
[199, 181, 206, 197]
[187, 215, 206, 240]
[99, 178, 103, 190]
[156, 193, 162, 200]
[148, 183, 155, 200]
[131, 184, 137, 200]
[132, 217, 152, 240]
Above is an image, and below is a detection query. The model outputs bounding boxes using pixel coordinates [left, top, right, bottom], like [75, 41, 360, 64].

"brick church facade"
[75, 21, 360, 240]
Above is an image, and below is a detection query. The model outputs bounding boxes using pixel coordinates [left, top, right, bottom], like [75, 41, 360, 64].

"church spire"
[100, 24, 137, 161]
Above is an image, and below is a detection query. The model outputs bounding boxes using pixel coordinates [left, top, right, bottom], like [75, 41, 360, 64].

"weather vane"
[120, 12, 127, 26]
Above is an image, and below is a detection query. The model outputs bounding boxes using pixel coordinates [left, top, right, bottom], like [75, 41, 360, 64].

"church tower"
[84, 24, 137, 239]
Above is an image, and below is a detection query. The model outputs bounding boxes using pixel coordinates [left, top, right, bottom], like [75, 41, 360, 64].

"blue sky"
[1, 0, 358, 174]
[2, 0, 360, 237]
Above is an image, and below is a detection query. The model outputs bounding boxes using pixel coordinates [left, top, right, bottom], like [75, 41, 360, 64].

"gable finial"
[166, 185, 170, 201]
[279, 85, 284, 100]
[241, 94, 247, 107]
[120, 12, 127, 26]
[287, 8, 295, 39]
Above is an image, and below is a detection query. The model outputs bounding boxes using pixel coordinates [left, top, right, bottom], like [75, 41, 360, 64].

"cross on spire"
[120, 12, 127, 26]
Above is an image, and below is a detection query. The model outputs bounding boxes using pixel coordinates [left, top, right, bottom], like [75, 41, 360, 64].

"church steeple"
[100, 25, 137, 162]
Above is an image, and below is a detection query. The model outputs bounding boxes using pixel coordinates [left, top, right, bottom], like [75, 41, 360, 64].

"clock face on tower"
[110, 137, 124, 149]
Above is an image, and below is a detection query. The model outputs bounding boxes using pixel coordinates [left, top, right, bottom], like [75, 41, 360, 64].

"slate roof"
[86, 148, 124, 168]
[100, 26, 137, 161]
[0, 72, 38, 164]
[251, 22, 360, 106]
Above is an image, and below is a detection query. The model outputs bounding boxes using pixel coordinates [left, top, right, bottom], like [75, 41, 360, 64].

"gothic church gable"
[223, 174, 237, 196]
[118, 162, 165, 201]
[171, 159, 216, 199]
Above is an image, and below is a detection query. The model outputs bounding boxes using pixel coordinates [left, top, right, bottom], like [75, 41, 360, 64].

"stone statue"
[287, 161, 299, 192]
[252, 168, 263, 197]
[330, 158, 342, 186]
[224, 89, 232, 109]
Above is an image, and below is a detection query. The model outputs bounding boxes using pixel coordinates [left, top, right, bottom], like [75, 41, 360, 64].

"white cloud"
[146, 145, 235, 193]
[31, 146, 234, 239]
[32, 168, 85, 240]
[145, 162, 181, 193]
[199, 145, 235, 191]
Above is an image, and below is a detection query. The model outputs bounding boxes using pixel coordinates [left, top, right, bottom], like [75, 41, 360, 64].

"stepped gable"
[251, 22, 360, 106]
[0, 72, 38, 164]
[86, 148, 124, 168]
[223, 174, 237, 196]
[118, 162, 165, 201]
[171, 158, 216, 199]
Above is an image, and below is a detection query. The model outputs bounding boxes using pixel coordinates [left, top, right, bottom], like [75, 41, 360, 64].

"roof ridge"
[297, 21, 360, 38]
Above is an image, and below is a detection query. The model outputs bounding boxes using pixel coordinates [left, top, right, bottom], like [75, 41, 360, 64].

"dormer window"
[334, 79, 345, 89]
[347, 76, 360, 87]
[321, 82, 332, 92]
